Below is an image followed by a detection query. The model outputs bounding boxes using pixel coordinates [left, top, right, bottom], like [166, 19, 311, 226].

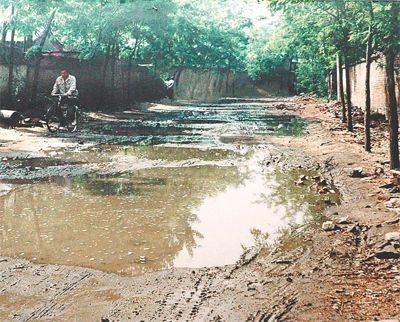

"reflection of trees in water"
[250, 168, 340, 254]
[0, 165, 244, 275]
[249, 228, 270, 249]
[259, 168, 339, 226]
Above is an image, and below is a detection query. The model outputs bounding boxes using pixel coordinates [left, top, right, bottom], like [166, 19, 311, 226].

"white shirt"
[51, 75, 78, 96]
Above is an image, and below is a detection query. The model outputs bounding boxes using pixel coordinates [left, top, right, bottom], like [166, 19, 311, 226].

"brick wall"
[338, 56, 400, 116]
[30, 55, 165, 109]
[0, 54, 165, 110]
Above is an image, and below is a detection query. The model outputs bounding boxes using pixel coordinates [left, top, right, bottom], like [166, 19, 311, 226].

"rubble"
[390, 169, 400, 188]
[375, 245, 400, 259]
[322, 221, 338, 231]
[384, 198, 400, 208]
[0, 184, 12, 196]
[337, 217, 352, 225]
[353, 123, 364, 129]
[385, 218, 400, 225]
[384, 232, 400, 242]
[348, 167, 364, 178]
[374, 165, 384, 175]
[295, 175, 307, 185]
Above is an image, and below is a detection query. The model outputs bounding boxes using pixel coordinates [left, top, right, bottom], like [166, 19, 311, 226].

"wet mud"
[0, 98, 363, 321]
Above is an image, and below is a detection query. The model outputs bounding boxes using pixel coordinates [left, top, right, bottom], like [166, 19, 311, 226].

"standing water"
[0, 102, 337, 276]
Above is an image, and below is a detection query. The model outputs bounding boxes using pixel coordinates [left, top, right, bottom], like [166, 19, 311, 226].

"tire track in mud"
[101, 268, 233, 321]
[19, 270, 93, 321]
[137, 269, 220, 321]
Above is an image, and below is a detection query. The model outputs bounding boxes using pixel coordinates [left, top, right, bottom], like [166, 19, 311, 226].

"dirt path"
[0, 98, 399, 321]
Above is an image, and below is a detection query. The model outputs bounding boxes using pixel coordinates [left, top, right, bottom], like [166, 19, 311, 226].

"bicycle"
[45, 94, 80, 133]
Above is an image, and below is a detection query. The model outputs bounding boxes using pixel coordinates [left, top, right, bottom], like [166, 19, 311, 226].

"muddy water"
[0, 103, 336, 276]
[0, 146, 338, 276]
[85, 105, 306, 146]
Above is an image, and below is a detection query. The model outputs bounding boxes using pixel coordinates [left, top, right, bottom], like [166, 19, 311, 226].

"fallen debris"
[0, 110, 23, 128]
[384, 198, 400, 209]
[385, 232, 400, 242]
[375, 245, 400, 260]
[348, 167, 363, 178]
[322, 221, 338, 232]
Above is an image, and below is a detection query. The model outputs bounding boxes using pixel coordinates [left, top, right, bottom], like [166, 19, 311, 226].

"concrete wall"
[1, 58, 293, 108]
[173, 69, 235, 102]
[173, 68, 290, 102]
[338, 56, 400, 115]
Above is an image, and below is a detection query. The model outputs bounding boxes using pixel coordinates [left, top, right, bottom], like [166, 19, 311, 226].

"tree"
[364, 0, 375, 152]
[337, 53, 346, 123]
[383, 1, 400, 168]
[6, 4, 15, 106]
[265, 0, 368, 132]
[29, 8, 57, 103]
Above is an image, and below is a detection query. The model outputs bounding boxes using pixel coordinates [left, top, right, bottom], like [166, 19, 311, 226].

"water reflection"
[260, 169, 340, 226]
[0, 163, 243, 275]
[0, 149, 338, 275]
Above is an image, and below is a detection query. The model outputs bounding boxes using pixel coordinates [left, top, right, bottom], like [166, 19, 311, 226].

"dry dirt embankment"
[0, 98, 398, 322]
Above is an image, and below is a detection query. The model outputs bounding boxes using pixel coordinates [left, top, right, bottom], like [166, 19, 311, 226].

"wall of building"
[0, 54, 165, 110]
[2, 56, 293, 109]
[173, 68, 291, 102]
[337, 56, 400, 115]
[173, 69, 235, 102]
[0, 64, 28, 107]
[29, 55, 164, 109]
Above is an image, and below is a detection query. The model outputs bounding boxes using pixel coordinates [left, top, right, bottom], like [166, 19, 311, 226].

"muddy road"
[0, 98, 398, 321]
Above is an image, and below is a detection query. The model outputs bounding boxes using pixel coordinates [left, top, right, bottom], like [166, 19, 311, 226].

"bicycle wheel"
[46, 105, 61, 133]
[66, 105, 79, 132]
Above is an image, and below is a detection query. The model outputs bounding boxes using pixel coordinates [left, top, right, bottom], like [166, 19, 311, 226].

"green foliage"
[244, 23, 288, 80]
[295, 59, 328, 96]
[2, 0, 398, 99]
[0, 0, 255, 73]
[24, 45, 41, 59]
[261, 0, 400, 96]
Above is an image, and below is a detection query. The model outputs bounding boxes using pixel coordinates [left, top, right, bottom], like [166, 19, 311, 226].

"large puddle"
[0, 102, 337, 276]
[0, 146, 338, 276]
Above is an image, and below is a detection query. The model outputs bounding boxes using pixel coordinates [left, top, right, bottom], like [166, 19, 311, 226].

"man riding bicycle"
[51, 68, 79, 128]
[51, 68, 79, 100]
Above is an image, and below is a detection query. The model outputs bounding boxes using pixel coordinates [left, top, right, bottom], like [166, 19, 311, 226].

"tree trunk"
[6, 5, 15, 106]
[30, 9, 56, 104]
[127, 54, 134, 103]
[1, 23, 7, 45]
[343, 31, 353, 132]
[101, 42, 111, 107]
[127, 38, 140, 104]
[386, 3, 400, 169]
[1, 22, 8, 63]
[110, 41, 118, 109]
[26, 34, 33, 49]
[337, 53, 346, 123]
[335, 0, 352, 129]
[386, 52, 399, 169]
[364, 1, 374, 152]
[23, 34, 33, 53]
